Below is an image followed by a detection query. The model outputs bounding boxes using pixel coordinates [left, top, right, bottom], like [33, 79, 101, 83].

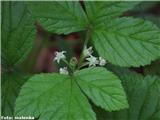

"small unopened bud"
[70, 57, 78, 67]
[99, 57, 106, 66]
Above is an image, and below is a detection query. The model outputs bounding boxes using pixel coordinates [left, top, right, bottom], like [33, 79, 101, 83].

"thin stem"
[77, 29, 91, 69]
[62, 59, 74, 73]
[78, 62, 89, 69]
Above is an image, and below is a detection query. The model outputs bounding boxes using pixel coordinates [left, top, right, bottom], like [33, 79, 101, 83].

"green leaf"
[2, 72, 28, 116]
[74, 67, 128, 112]
[97, 66, 160, 120]
[15, 73, 96, 120]
[1, 2, 36, 67]
[92, 17, 160, 67]
[139, 76, 160, 120]
[84, 1, 139, 26]
[27, 1, 88, 34]
[114, 69, 160, 120]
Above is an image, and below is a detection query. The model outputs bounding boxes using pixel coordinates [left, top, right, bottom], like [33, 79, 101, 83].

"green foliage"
[1, 1, 160, 120]
[27, 1, 88, 34]
[23, 1, 160, 67]
[75, 67, 128, 111]
[1, 72, 29, 116]
[15, 73, 96, 120]
[94, 67, 160, 120]
[111, 69, 160, 120]
[1, 1, 36, 67]
[15, 67, 128, 119]
[1, 1, 35, 116]
[85, 1, 140, 26]
[92, 17, 160, 67]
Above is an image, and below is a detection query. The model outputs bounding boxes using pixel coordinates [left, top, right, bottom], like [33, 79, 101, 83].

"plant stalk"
[77, 29, 91, 69]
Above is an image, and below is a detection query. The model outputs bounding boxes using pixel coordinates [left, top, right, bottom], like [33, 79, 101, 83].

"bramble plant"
[1, 1, 160, 120]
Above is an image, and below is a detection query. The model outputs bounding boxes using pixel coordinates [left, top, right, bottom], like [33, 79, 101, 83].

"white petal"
[54, 51, 66, 63]
[83, 46, 93, 57]
[86, 55, 98, 67]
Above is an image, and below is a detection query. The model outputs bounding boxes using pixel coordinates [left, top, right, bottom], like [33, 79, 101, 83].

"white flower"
[59, 67, 68, 75]
[86, 55, 99, 67]
[99, 57, 106, 66]
[83, 46, 93, 57]
[54, 51, 66, 63]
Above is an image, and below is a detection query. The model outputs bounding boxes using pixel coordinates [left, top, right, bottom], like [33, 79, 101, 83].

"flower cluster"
[83, 46, 106, 67]
[53, 47, 107, 74]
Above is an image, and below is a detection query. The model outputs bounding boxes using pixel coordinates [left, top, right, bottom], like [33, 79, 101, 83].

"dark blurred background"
[20, 1, 160, 75]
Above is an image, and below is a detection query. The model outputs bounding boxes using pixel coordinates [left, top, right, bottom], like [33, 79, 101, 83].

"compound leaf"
[92, 17, 160, 67]
[84, 1, 139, 26]
[105, 68, 160, 120]
[2, 71, 28, 116]
[74, 67, 128, 112]
[15, 73, 96, 120]
[1, 2, 35, 67]
[92, 66, 160, 120]
[28, 1, 88, 34]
